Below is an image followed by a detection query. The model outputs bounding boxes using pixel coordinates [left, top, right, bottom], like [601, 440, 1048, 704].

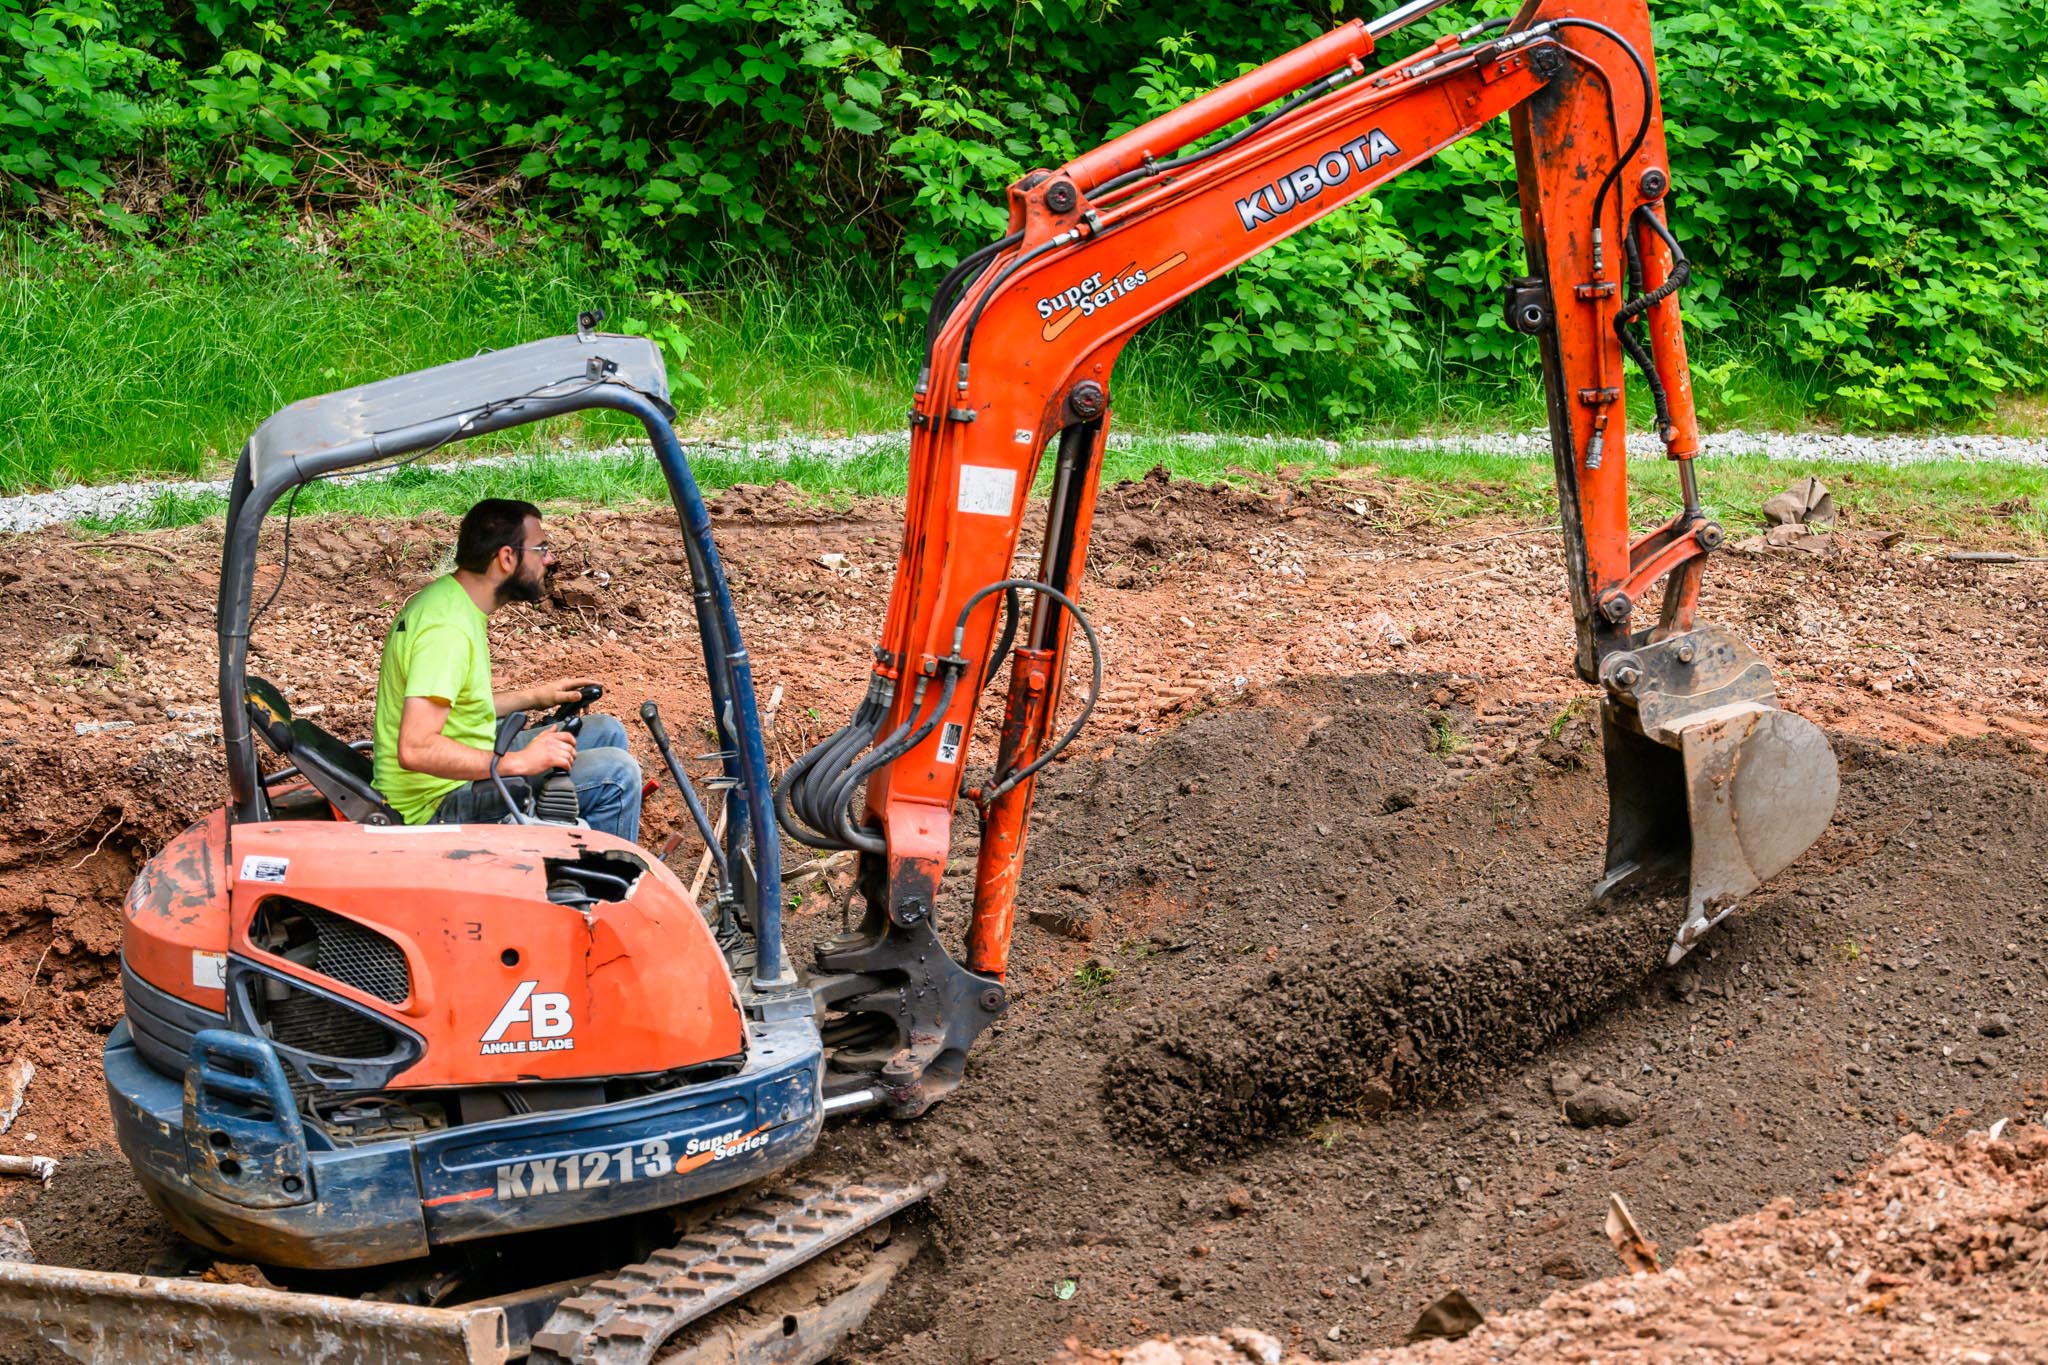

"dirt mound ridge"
[998, 672, 1673, 1160]
[1104, 890, 1673, 1160]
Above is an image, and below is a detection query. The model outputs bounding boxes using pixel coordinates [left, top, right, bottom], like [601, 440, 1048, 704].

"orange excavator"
[0, 0, 1835, 1359]
[780, 0, 1841, 1119]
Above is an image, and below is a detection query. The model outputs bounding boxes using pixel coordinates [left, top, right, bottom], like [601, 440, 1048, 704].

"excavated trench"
[1029, 673, 1677, 1160]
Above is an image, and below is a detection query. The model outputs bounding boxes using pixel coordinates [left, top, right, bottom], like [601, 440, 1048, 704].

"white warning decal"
[239, 854, 289, 884]
[192, 950, 227, 990]
[957, 465, 1017, 517]
[936, 721, 965, 764]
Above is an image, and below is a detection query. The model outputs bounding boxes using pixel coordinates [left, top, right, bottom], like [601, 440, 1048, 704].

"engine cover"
[122, 814, 746, 1091]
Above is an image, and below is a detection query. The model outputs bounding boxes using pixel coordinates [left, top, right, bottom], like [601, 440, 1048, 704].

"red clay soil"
[1057, 1124, 2048, 1363]
[0, 468, 2042, 1363]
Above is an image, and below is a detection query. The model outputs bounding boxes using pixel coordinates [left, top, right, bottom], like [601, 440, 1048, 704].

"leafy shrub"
[0, 0, 2041, 426]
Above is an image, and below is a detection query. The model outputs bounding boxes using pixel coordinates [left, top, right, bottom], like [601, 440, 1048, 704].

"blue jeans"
[433, 713, 643, 842]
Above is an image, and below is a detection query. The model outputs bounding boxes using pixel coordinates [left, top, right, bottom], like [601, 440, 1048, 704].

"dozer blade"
[0, 1262, 511, 1364]
[1594, 625, 1839, 964]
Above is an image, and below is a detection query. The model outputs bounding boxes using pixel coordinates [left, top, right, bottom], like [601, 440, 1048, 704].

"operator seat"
[245, 676, 402, 826]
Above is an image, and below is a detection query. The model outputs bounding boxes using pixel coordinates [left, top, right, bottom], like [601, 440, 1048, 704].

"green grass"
[76, 429, 2048, 555]
[11, 198, 2029, 498]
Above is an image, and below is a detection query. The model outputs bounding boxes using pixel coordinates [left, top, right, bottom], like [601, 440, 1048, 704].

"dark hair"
[455, 498, 542, 573]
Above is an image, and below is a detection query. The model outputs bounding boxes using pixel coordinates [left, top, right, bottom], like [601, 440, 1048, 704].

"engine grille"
[265, 987, 399, 1061]
[253, 898, 410, 1004]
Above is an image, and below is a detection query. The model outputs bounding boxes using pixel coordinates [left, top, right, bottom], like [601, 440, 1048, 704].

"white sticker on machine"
[192, 951, 227, 990]
[957, 465, 1017, 517]
[239, 854, 289, 884]
[936, 722, 965, 764]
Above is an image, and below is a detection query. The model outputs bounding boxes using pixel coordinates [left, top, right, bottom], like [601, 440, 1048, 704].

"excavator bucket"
[1593, 625, 1839, 963]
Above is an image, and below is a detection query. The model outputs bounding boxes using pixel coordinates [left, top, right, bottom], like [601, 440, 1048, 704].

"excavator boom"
[782, 0, 1839, 1113]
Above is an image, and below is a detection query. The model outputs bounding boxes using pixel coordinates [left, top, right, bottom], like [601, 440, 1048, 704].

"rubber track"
[527, 1171, 943, 1365]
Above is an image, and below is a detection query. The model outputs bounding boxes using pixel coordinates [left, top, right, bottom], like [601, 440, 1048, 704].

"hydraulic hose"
[955, 231, 1087, 393]
[832, 669, 963, 853]
[1088, 15, 1515, 210]
[948, 579, 1104, 809]
[794, 688, 889, 837]
[920, 231, 1023, 386]
[986, 586, 1021, 685]
[776, 674, 891, 849]
[1615, 203, 1691, 442]
[1541, 17, 1653, 273]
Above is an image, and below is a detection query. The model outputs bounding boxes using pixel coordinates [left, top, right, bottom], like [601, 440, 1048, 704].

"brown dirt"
[833, 694, 2048, 1363]
[1057, 1124, 2048, 1363]
[0, 468, 2042, 1360]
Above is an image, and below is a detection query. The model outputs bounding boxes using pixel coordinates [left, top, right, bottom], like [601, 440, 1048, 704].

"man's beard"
[496, 563, 546, 607]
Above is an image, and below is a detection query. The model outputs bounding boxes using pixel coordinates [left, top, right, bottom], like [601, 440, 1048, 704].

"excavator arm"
[783, 0, 1839, 1116]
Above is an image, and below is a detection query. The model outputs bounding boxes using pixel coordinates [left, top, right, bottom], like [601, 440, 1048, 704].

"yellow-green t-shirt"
[372, 575, 495, 823]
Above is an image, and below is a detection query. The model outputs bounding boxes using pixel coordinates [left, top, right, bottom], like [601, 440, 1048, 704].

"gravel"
[4, 427, 2043, 536]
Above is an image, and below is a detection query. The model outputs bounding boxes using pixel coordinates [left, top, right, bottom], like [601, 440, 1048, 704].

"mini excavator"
[0, 0, 1836, 1359]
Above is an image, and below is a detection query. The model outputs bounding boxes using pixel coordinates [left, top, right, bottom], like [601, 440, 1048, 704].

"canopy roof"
[246, 333, 670, 488]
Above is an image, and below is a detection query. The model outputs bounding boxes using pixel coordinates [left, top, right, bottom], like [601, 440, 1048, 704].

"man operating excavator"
[371, 497, 644, 839]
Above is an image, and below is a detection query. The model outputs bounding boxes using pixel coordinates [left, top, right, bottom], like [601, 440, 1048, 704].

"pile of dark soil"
[1031, 674, 1679, 1159]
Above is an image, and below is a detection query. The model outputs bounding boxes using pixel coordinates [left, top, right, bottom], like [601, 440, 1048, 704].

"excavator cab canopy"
[212, 329, 785, 969]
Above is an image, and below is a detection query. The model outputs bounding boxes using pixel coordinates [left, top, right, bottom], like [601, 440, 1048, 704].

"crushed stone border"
[4, 428, 2043, 535]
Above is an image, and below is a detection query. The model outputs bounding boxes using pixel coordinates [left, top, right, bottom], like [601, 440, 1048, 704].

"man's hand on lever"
[503, 728, 578, 777]
[496, 677, 604, 715]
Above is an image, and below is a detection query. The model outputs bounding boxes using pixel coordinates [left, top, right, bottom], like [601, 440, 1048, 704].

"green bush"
[1, 0, 2042, 426]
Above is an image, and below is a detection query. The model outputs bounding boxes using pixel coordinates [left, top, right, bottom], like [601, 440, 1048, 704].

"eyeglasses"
[514, 543, 554, 558]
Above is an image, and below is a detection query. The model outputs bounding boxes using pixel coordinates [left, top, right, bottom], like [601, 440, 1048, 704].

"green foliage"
[0, 0, 2043, 427]
[1652, 0, 2048, 423]
[1121, 40, 1429, 423]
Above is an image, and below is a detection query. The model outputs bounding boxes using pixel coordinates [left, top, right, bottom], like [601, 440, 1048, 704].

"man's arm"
[492, 677, 604, 717]
[398, 696, 576, 779]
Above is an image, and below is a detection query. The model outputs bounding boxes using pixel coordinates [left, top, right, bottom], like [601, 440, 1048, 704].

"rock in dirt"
[1564, 1083, 1640, 1128]
[1407, 1288, 1483, 1342]
[0, 1219, 30, 1264]
[0, 1059, 32, 1135]
[1980, 1013, 2016, 1038]
[1066, 1328, 1283, 1365]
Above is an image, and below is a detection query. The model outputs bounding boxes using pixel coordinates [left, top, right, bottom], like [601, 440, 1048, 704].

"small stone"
[1549, 1067, 1585, 1099]
[1225, 1187, 1254, 1216]
[1564, 1084, 1640, 1128]
[0, 1219, 31, 1264]
[1219, 1328, 1283, 1365]
[1408, 1288, 1483, 1343]
[1980, 1013, 2015, 1038]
